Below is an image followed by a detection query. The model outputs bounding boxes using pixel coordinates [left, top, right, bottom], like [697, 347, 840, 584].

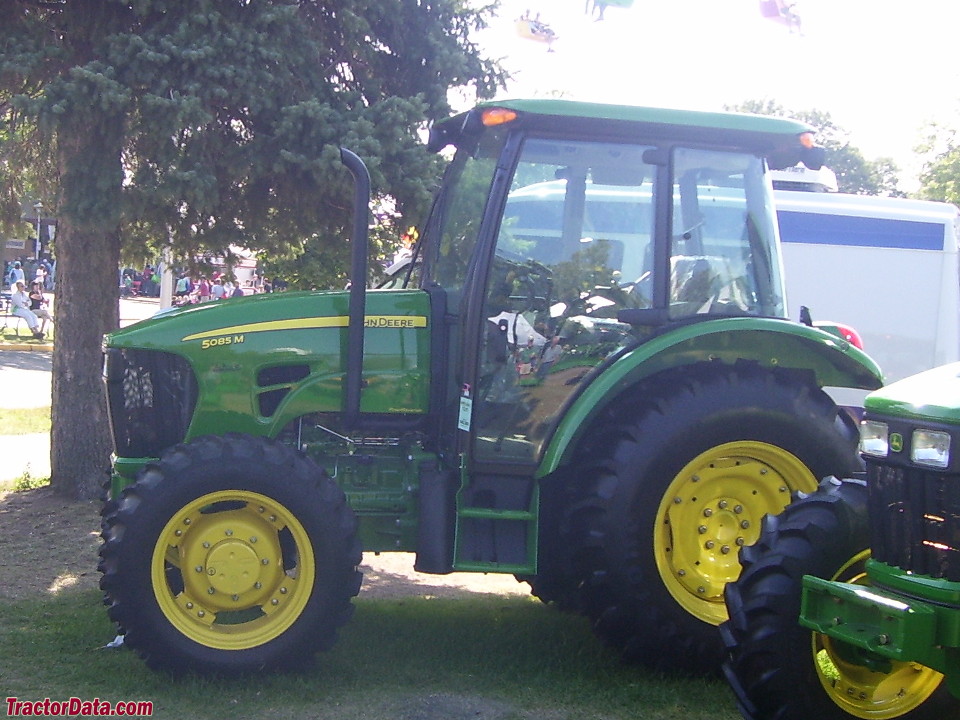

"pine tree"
[0, 0, 505, 498]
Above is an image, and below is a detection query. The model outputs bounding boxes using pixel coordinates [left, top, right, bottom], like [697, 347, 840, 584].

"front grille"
[867, 461, 960, 581]
[103, 348, 198, 458]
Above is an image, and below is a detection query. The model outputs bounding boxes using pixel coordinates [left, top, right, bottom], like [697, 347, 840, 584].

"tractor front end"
[800, 363, 960, 700]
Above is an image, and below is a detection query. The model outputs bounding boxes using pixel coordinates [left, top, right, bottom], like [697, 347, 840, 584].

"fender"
[538, 316, 883, 476]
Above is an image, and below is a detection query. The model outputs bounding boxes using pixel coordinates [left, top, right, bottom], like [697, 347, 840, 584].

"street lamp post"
[33, 201, 43, 259]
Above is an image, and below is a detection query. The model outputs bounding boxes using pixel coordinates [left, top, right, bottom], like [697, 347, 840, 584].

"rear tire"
[721, 477, 956, 719]
[561, 363, 860, 675]
[99, 434, 362, 674]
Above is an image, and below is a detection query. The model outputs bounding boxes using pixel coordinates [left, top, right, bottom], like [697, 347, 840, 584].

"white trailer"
[775, 189, 960, 402]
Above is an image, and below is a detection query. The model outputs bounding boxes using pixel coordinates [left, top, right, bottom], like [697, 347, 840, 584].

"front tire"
[99, 434, 362, 674]
[562, 363, 860, 674]
[721, 477, 955, 719]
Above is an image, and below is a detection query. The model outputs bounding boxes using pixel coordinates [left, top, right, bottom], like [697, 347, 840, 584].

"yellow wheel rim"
[654, 440, 818, 625]
[812, 550, 945, 718]
[151, 490, 315, 651]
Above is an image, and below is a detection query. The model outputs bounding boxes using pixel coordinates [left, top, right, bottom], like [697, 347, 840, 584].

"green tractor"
[99, 98, 882, 675]
[722, 363, 960, 718]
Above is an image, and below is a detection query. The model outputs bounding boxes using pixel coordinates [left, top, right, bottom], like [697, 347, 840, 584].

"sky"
[472, 0, 960, 190]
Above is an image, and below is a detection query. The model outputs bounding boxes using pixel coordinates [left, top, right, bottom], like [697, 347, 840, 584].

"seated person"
[28, 280, 53, 336]
[10, 280, 45, 340]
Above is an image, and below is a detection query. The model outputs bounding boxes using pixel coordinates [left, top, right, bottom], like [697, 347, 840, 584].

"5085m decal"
[183, 316, 427, 344]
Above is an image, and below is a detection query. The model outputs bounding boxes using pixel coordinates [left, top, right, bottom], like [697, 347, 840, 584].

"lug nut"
[718, 500, 728, 509]
[703, 508, 713, 517]
[734, 505, 743, 514]
[698, 525, 708, 534]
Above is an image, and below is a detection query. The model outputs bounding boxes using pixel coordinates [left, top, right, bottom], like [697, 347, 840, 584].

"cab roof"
[429, 98, 821, 169]
[476, 98, 814, 136]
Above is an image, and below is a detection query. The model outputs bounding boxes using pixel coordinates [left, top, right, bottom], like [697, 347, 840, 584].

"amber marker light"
[482, 108, 518, 126]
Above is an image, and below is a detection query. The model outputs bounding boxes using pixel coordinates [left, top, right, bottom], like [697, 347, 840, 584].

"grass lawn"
[0, 323, 54, 344]
[0, 588, 741, 720]
[0, 406, 51, 435]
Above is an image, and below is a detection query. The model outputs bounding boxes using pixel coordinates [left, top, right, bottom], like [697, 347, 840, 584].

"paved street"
[0, 297, 161, 483]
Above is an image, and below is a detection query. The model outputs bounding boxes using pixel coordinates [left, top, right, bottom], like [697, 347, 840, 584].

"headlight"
[860, 420, 889, 457]
[911, 429, 951, 468]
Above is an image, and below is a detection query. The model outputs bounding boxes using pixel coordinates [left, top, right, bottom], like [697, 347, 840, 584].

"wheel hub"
[667, 461, 774, 600]
[206, 540, 262, 596]
[655, 441, 818, 625]
[176, 509, 284, 612]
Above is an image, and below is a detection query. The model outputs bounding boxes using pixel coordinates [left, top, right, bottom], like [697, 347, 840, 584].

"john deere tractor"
[722, 363, 960, 718]
[99, 98, 882, 675]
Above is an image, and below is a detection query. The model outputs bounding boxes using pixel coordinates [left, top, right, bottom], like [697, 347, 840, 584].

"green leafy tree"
[0, 0, 506, 499]
[916, 122, 960, 204]
[725, 100, 903, 196]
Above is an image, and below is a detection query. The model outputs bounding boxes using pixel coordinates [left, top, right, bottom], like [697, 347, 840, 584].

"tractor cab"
[407, 100, 823, 468]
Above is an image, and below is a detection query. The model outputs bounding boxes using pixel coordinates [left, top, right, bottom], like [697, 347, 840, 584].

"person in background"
[28, 280, 53, 336]
[195, 275, 211, 302]
[8, 260, 25, 288]
[175, 274, 191, 300]
[40, 257, 54, 290]
[10, 280, 45, 340]
[210, 276, 225, 300]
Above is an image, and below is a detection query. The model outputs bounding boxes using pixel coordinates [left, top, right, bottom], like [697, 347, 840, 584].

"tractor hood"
[104, 290, 432, 443]
[865, 362, 960, 426]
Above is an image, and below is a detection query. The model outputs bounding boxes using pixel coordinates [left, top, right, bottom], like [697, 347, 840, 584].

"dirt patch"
[0, 487, 531, 602]
[0, 487, 101, 601]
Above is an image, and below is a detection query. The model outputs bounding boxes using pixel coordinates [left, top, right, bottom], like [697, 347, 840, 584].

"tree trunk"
[49, 126, 122, 500]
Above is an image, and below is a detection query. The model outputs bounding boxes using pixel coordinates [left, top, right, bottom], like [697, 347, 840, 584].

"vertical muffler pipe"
[339, 148, 369, 430]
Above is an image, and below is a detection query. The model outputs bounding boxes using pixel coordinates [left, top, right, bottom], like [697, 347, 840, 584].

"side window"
[430, 133, 502, 311]
[669, 148, 784, 318]
[473, 138, 655, 463]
